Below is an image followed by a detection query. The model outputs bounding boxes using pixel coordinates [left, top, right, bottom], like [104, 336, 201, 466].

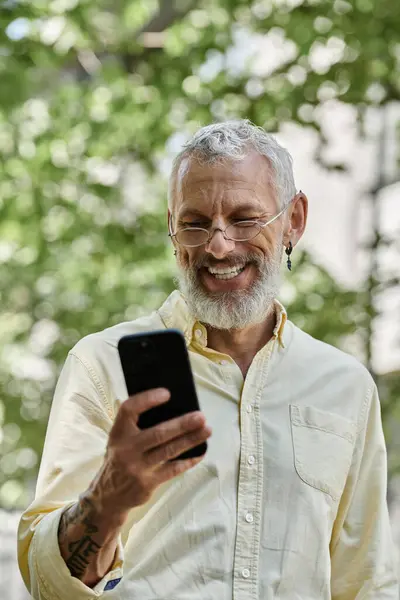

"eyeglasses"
[169, 201, 291, 248]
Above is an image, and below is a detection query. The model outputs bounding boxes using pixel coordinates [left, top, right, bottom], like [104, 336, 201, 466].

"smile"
[207, 266, 246, 280]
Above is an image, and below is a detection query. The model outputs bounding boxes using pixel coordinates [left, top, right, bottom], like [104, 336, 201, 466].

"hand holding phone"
[91, 387, 211, 517]
[87, 330, 211, 517]
[118, 329, 208, 460]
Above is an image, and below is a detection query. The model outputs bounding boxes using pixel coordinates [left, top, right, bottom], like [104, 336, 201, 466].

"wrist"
[58, 497, 122, 587]
[84, 477, 128, 532]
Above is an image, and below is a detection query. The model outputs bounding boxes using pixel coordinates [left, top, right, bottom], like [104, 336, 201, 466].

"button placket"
[233, 371, 261, 597]
[233, 348, 274, 600]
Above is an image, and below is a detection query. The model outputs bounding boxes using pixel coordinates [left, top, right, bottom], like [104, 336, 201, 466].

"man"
[18, 120, 399, 599]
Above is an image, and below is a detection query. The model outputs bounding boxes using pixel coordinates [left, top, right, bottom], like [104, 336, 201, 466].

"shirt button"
[247, 455, 255, 465]
[220, 359, 229, 366]
[245, 513, 254, 523]
[246, 404, 253, 413]
[242, 568, 250, 579]
[195, 329, 202, 339]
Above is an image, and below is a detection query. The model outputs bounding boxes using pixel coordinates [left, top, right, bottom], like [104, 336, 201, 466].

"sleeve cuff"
[30, 505, 124, 599]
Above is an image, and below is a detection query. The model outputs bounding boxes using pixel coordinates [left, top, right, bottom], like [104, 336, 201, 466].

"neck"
[205, 304, 277, 377]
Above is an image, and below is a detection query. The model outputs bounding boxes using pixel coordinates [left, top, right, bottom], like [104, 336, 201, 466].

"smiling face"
[170, 150, 290, 330]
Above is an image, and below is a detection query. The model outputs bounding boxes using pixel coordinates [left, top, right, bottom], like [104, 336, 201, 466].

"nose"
[204, 228, 235, 259]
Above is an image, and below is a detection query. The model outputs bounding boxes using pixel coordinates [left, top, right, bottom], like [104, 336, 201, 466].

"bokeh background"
[0, 0, 399, 597]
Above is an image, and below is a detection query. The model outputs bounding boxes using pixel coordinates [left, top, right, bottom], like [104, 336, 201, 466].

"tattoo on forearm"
[58, 496, 102, 579]
[66, 536, 101, 577]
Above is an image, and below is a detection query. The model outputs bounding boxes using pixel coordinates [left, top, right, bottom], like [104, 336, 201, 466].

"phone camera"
[140, 340, 152, 361]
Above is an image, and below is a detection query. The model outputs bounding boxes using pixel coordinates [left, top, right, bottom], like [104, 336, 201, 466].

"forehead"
[174, 150, 276, 215]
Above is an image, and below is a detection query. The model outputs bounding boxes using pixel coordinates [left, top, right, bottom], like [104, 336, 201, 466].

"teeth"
[208, 266, 245, 274]
[207, 266, 245, 280]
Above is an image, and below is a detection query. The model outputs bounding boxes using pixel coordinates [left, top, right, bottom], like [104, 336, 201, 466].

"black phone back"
[117, 329, 207, 460]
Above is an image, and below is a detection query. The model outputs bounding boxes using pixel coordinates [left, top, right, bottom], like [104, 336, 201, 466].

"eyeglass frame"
[168, 197, 294, 248]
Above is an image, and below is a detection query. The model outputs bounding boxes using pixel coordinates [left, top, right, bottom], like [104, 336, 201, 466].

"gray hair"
[168, 119, 296, 211]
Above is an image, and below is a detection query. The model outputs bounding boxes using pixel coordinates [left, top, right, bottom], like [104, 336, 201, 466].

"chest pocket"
[290, 405, 356, 501]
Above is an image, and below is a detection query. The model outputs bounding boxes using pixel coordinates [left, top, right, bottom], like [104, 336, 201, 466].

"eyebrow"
[178, 204, 268, 220]
[178, 208, 208, 221]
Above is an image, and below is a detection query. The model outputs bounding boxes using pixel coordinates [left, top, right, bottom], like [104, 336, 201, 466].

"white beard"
[176, 247, 283, 330]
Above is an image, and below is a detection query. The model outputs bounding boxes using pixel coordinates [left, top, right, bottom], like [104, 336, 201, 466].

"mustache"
[191, 253, 263, 270]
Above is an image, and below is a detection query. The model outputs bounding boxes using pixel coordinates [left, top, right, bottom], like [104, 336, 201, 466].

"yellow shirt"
[18, 291, 399, 599]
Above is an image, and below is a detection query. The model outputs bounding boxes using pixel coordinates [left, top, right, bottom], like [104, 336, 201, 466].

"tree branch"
[66, 0, 199, 79]
[123, 0, 198, 72]
[138, 0, 197, 34]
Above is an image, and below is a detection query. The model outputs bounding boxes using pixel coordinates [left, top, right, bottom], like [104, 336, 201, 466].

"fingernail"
[191, 413, 203, 425]
[155, 388, 170, 401]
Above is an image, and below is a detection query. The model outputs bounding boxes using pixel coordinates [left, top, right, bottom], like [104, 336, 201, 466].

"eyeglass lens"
[175, 222, 261, 247]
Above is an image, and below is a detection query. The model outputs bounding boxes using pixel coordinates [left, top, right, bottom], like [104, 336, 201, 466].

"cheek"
[177, 247, 197, 268]
[258, 229, 281, 255]
[244, 238, 279, 266]
[247, 237, 271, 258]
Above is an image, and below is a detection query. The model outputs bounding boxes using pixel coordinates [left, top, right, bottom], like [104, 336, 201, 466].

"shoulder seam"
[357, 380, 375, 434]
[69, 351, 114, 419]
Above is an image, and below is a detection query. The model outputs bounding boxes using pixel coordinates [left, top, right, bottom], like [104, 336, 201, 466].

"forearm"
[58, 493, 125, 588]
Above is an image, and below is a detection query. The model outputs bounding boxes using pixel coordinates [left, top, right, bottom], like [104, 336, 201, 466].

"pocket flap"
[290, 405, 356, 444]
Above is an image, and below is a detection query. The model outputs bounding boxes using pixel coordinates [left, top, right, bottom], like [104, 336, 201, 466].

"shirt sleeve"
[330, 382, 399, 599]
[17, 349, 125, 600]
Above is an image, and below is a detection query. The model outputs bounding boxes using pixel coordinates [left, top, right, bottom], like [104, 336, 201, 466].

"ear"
[168, 210, 178, 253]
[283, 191, 308, 248]
[168, 210, 177, 238]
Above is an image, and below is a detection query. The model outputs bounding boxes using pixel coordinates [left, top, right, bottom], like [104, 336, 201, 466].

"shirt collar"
[158, 290, 287, 349]
[272, 299, 287, 348]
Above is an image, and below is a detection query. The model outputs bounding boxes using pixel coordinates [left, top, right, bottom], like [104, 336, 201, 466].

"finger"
[126, 388, 171, 418]
[139, 411, 206, 452]
[156, 455, 205, 484]
[112, 389, 170, 438]
[144, 424, 212, 466]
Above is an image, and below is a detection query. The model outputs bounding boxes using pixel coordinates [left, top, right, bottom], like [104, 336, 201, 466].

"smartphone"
[117, 329, 207, 460]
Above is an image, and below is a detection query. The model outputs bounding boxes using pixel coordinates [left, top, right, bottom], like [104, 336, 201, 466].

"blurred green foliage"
[0, 0, 399, 508]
